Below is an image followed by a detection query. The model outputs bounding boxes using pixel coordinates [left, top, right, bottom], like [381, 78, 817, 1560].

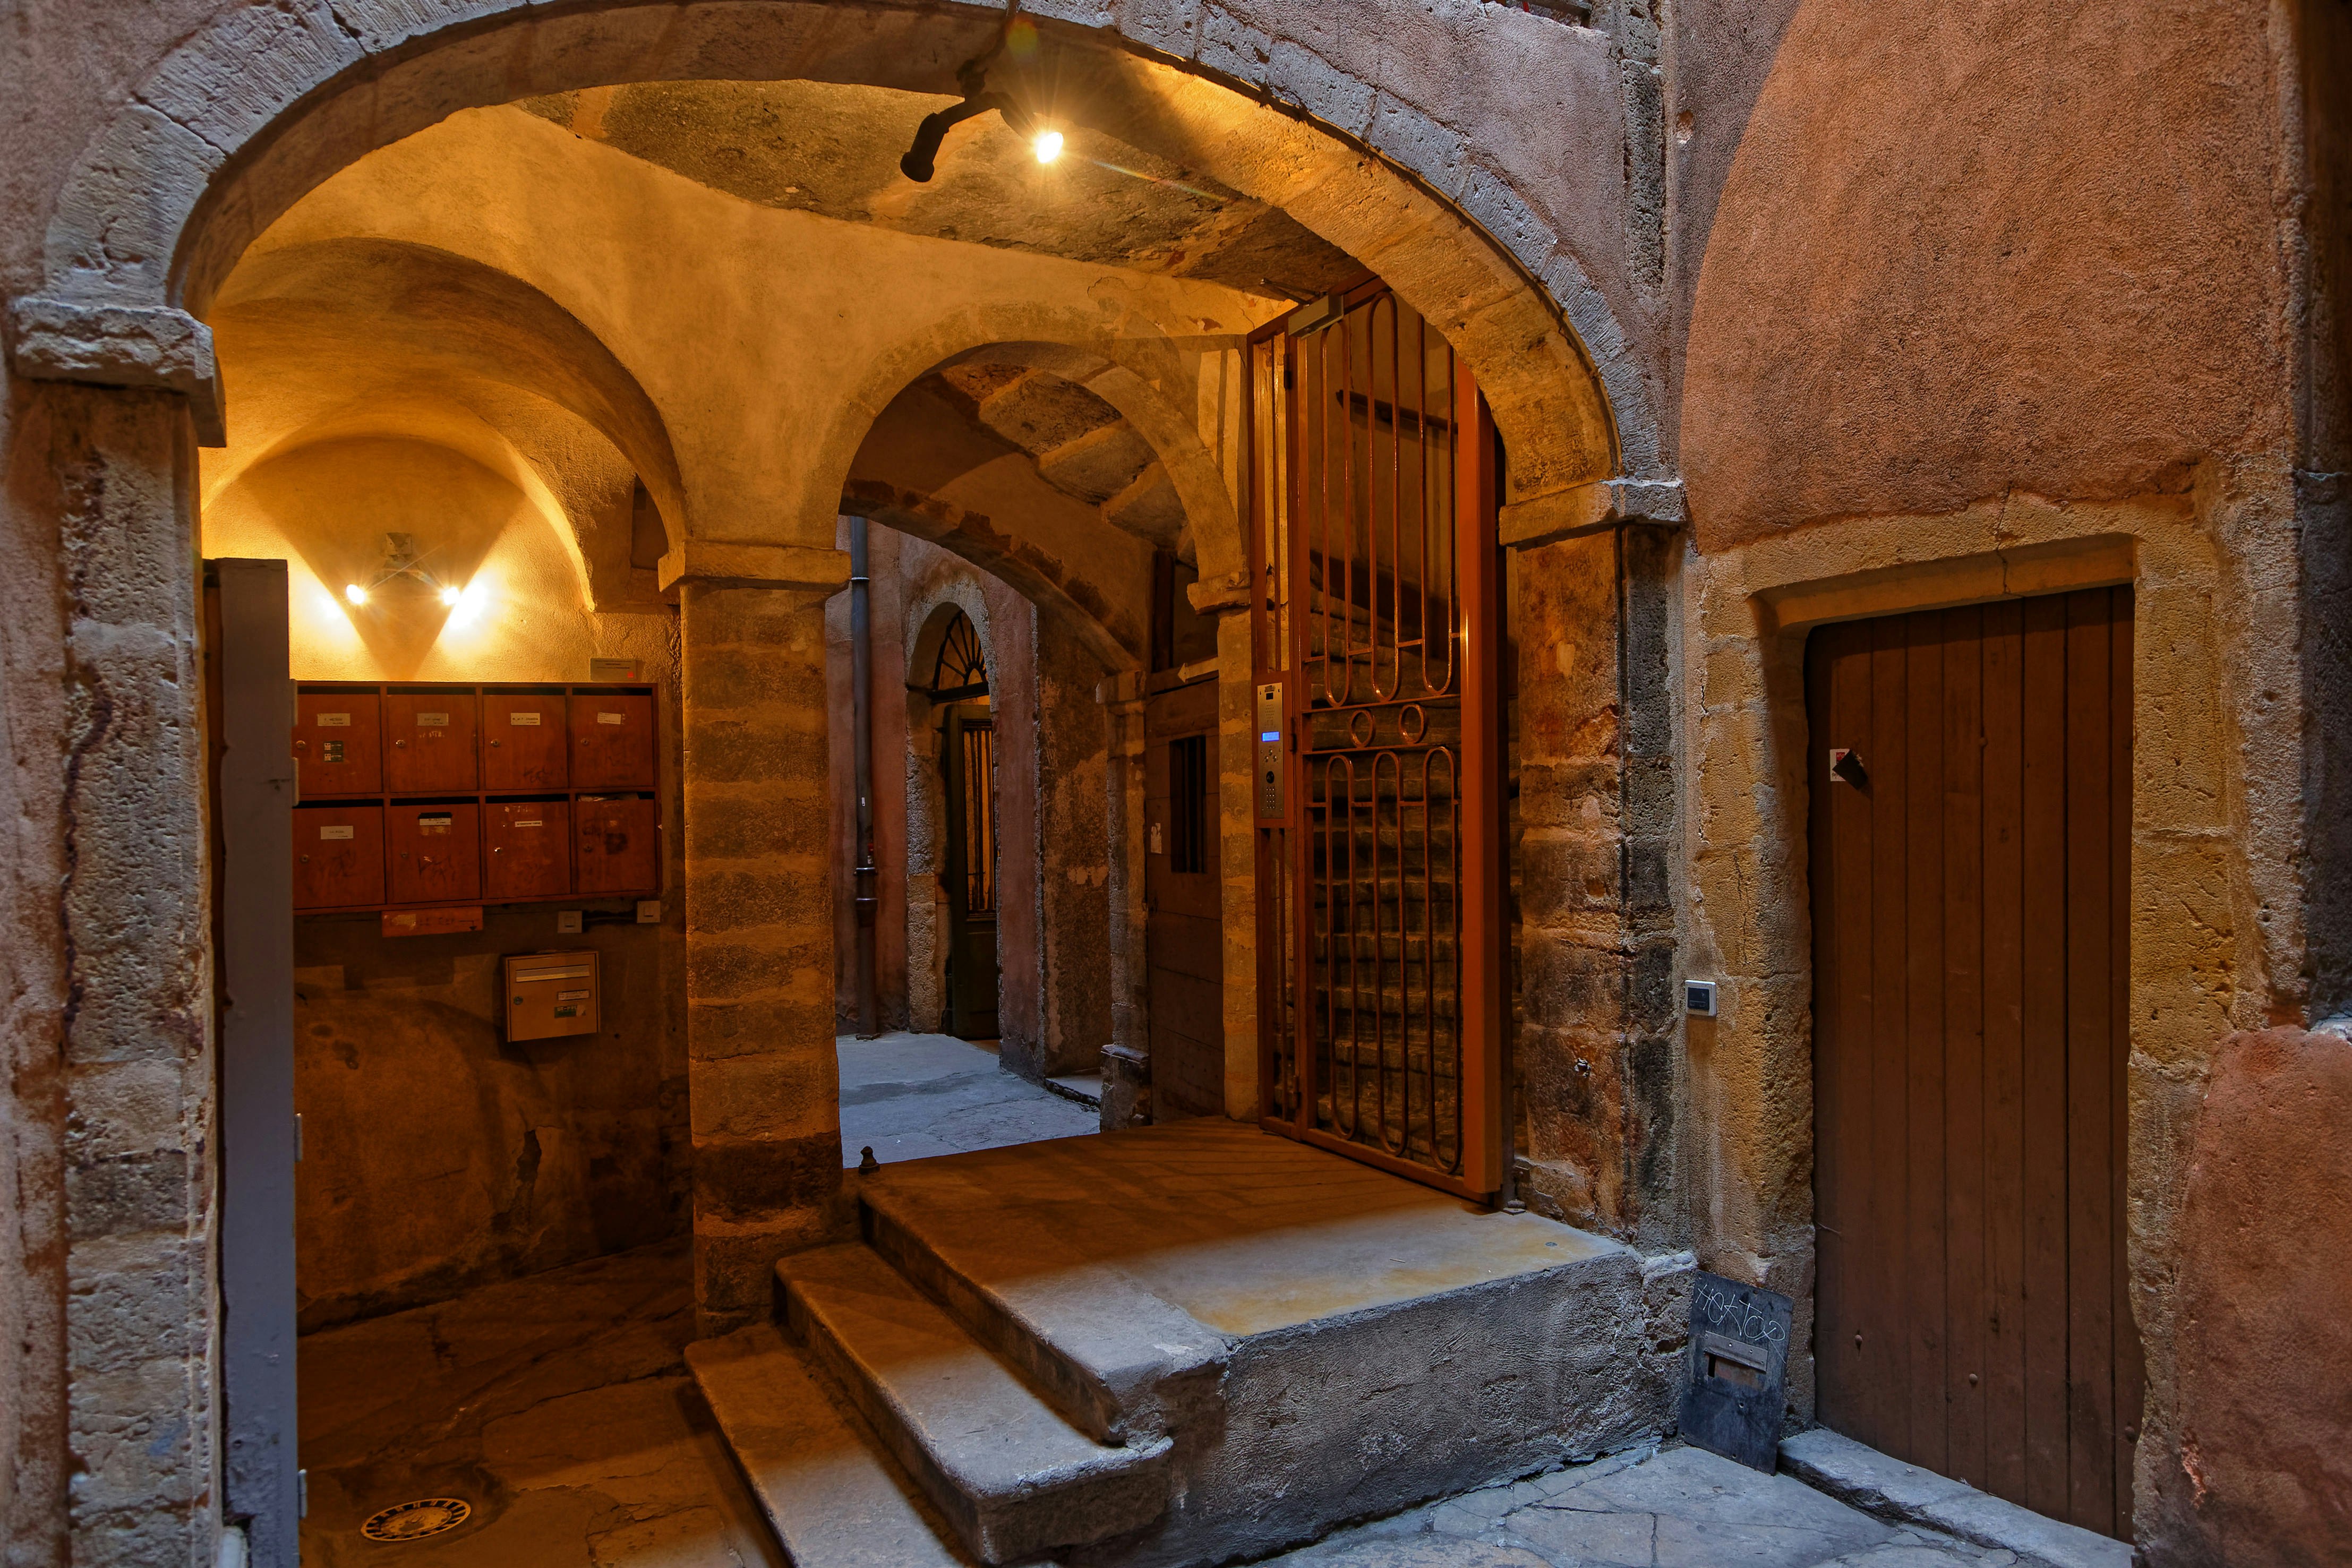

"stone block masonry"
[681, 580, 849, 1332]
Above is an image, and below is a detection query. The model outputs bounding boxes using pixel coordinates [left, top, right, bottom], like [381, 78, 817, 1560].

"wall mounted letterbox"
[569, 693, 654, 789]
[503, 950, 599, 1041]
[388, 802, 481, 904]
[576, 796, 657, 895]
[483, 691, 568, 790]
[295, 804, 385, 909]
[486, 800, 571, 899]
[385, 690, 478, 793]
[287, 681, 659, 915]
[294, 691, 382, 795]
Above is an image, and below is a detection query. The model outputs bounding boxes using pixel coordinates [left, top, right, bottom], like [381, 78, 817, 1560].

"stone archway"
[6, 23, 1659, 1558]
[22, 1, 1651, 535]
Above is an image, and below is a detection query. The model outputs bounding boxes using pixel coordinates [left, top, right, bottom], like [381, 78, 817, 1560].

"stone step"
[859, 1177, 1231, 1449]
[779, 1241, 1175, 1566]
[685, 1323, 971, 1568]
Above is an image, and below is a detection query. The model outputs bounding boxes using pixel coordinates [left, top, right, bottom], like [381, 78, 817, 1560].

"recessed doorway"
[1807, 586, 2143, 1540]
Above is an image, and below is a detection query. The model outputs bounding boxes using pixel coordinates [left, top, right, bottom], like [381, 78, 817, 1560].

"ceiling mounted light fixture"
[344, 582, 370, 606]
[899, 3, 1051, 183]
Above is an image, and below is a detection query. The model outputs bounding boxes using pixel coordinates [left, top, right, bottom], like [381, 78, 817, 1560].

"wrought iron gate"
[1249, 281, 1505, 1198]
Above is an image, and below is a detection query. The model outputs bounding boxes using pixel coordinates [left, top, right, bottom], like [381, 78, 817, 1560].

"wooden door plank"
[2017, 591, 2073, 1521]
[1980, 597, 2029, 1505]
[1941, 604, 1989, 1487]
[1807, 626, 1850, 1435]
[2064, 591, 2118, 1531]
[1827, 621, 1881, 1441]
[1903, 613, 1951, 1472]
[1865, 616, 1913, 1454]
[2109, 588, 2145, 1535]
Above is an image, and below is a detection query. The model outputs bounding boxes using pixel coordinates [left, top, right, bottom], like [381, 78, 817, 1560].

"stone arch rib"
[15, 0, 1653, 508]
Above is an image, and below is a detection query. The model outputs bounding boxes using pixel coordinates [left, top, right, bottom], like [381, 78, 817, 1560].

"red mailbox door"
[294, 804, 385, 909]
[569, 693, 654, 790]
[293, 690, 381, 796]
[385, 690, 479, 793]
[486, 800, 572, 899]
[388, 802, 482, 904]
[576, 796, 657, 894]
[484, 691, 568, 790]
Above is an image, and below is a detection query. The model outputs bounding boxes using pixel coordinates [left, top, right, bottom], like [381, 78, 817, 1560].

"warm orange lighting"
[440, 584, 463, 606]
[344, 582, 369, 606]
[1033, 128, 1064, 165]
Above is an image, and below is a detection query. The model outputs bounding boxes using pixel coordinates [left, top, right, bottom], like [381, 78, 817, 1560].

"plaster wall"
[289, 910, 685, 1332]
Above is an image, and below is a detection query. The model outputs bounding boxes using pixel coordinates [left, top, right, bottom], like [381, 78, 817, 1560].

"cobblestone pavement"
[836, 1031, 1098, 1167]
[1259, 1444, 2028, 1568]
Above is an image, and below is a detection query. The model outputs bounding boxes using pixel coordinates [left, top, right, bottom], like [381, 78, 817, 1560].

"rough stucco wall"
[1682, 0, 2290, 547]
[2154, 1027, 2352, 1565]
[289, 912, 684, 1332]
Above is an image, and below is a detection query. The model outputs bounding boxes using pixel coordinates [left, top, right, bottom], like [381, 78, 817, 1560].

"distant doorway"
[1145, 678, 1223, 1117]
[1807, 587, 2142, 1540]
[930, 610, 1002, 1040]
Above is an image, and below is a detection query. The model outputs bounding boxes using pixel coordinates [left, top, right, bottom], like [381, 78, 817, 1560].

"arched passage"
[8, 18, 1660, 1559]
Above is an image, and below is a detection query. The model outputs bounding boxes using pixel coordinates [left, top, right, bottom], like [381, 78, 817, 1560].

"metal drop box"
[503, 950, 600, 1042]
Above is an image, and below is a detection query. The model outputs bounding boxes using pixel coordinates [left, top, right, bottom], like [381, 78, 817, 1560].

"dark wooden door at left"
[1808, 587, 2142, 1540]
[1146, 678, 1224, 1118]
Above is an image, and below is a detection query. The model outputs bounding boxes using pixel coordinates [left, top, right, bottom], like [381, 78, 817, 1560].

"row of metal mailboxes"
[294, 689, 655, 798]
[295, 797, 658, 911]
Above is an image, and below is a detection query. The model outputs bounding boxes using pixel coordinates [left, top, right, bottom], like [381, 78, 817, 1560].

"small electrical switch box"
[1685, 979, 1718, 1018]
[555, 910, 583, 935]
[505, 950, 600, 1041]
[635, 899, 663, 924]
[1255, 681, 1287, 824]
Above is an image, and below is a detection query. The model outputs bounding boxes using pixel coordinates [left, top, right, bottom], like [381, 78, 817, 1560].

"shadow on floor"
[296, 1239, 783, 1568]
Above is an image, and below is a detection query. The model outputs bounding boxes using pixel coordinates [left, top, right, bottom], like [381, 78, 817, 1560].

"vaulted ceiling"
[516, 81, 1362, 302]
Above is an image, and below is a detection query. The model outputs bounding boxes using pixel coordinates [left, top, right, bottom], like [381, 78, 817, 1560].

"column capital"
[1187, 572, 1254, 617]
[659, 541, 850, 595]
[6, 296, 226, 446]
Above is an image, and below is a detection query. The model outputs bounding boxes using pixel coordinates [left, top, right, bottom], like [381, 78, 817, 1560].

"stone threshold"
[1780, 1428, 2132, 1568]
[1042, 1069, 1104, 1109]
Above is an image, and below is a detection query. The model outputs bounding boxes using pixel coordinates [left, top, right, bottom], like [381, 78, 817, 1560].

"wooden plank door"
[1809, 586, 2142, 1540]
[1248, 279, 1506, 1198]
[1145, 679, 1224, 1118]
[943, 705, 1000, 1040]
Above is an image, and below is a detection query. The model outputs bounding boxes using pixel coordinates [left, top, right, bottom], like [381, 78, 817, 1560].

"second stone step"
[778, 1241, 1175, 1565]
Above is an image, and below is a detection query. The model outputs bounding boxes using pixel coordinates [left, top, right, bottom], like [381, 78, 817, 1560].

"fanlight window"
[929, 610, 989, 700]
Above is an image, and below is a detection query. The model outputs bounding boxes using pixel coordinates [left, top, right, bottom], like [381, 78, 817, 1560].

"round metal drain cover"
[360, 1498, 472, 1542]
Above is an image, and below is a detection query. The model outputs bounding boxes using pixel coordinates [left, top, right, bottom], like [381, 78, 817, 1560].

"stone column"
[666, 542, 852, 1333]
[1097, 671, 1151, 1128]
[8, 303, 228, 1568]
[1500, 478, 1687, 1245]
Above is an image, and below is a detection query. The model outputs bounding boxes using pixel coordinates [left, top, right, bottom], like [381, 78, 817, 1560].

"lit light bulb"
[440, 584, 463, 607]
[344, 583, 369, 606]
[1033, 128, 1064, 165]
